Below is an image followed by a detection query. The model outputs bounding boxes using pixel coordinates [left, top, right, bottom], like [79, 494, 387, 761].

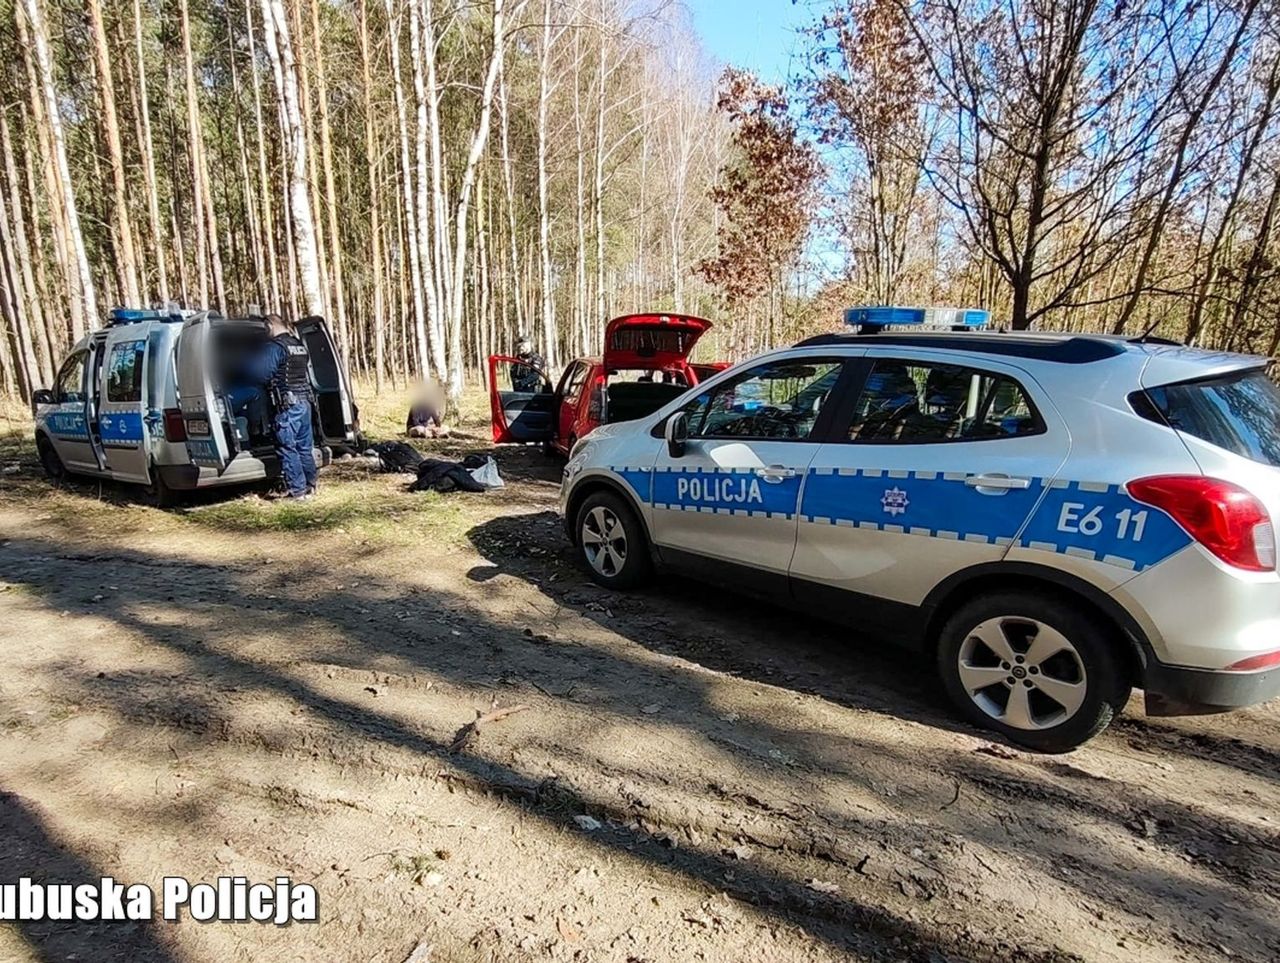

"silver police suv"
[558, 310, 1280, 751]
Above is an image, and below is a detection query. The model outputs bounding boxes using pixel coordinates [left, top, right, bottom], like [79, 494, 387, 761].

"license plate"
[187, 418, 210, 436]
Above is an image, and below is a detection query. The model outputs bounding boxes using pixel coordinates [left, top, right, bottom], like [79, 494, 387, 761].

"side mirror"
[30, 388, 55, 416]
[665, 410, 689, 459]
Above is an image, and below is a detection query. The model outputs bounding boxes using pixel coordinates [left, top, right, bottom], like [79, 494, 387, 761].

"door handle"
[964, 474, 1030, 491]
[755, 465, 796, 483]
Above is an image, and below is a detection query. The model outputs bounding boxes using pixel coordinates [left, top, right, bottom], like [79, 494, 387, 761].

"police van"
[559, 306, 1280, 750]
[32, 308, 359, 505]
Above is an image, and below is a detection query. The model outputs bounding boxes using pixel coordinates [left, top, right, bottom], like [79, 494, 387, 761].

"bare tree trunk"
[444, 0, 527, 408]
[261, 0, 324, 316]
[413, 0, 447, 379]
[18, 0, 97, 332]
[384, 0, 428, 378]
[0, 108, 54, 385]
[360, 0, 386, 392]
[131, 0, 169, 304]
[0, 162, 40, 395]
[223, 2, 267, 312]
[496, 57, 524, 339]
[535, 0, 558, 367]
[86, 0, 141, 306]
[309, 0, 348, 346]
[178, 0, 211, 307]
[593, 19, 607, 331]
[245, 0, 281, 313]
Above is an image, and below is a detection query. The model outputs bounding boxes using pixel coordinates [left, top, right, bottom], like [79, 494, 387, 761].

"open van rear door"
[176, 311, 233, 472]
[488, 354, 555, 443]
[297, 316, 359, 447]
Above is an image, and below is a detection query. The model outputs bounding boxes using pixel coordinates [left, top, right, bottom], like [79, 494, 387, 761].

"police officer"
[511, 335, 546, 393]
[248, 314, 317, 500]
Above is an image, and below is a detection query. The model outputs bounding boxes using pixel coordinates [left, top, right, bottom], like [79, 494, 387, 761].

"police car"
[32, 308, 359, 505]
[558, 306, 1280, 751]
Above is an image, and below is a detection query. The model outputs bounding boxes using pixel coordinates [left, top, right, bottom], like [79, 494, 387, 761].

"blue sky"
[688, 0, 814, 84]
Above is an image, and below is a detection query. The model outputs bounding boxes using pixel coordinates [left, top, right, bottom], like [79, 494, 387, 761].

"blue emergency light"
[844, 305, 991, 333]
[107, 306, 187, 326]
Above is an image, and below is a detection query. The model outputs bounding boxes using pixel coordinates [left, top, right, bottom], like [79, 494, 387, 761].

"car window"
[562, 363, 589, 401]
[502, 359, 550, 394]
[147, 328, 173, 404]
[684, 359, 844, 440]
[847, 359, 1043, 443]
[55, 352, 87, 404]
[106, 339, 146, 403]
[1139, 368, 1280, 467]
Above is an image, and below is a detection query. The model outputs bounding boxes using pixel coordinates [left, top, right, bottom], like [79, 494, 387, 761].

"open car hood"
[602, 313, 711, 371]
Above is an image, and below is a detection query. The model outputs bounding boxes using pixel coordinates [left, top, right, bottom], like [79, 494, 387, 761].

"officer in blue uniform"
[247, 314, 317, 499]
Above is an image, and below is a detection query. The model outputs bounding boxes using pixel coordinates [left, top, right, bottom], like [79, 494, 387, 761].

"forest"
[0, 0, 1277, 406]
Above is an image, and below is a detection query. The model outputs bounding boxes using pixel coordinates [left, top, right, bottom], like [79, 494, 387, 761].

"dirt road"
[2, 405, 1279, 962]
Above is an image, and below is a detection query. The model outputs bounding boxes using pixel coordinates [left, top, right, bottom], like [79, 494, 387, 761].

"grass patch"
[182, 472, 481, 546]
[0, 383, 502, 548]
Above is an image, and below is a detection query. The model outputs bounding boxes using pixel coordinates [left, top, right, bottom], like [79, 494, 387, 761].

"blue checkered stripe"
[47, 411, 89, 439]
[98, 411, 144, 447]
[801, 468, 1191, 572]
[612, 465, 801, 520]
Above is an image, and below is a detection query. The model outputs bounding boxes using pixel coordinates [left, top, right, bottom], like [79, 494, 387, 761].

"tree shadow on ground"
[0, 790, 182, 963]
[2, 526, 1278, 962]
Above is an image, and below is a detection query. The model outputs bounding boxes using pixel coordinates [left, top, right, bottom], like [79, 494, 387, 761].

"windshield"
[1142, 368, 1280, 467]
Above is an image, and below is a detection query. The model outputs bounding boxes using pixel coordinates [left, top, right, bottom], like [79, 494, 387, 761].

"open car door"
[297, 316, 359, 447]
[488, 354, 555, 444]
[176, 311, 233, 472]
[602, 313, 711, 376]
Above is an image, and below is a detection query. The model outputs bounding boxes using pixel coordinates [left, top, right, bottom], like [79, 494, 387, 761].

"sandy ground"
[1, 392, 1279, 963]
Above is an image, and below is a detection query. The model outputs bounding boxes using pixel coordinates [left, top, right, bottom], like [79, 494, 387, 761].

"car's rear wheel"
[575, 490, 652, 589]
[142, 467, 182, 509]
[936, 591, 1129, 752]
[36, 435, 65, 481]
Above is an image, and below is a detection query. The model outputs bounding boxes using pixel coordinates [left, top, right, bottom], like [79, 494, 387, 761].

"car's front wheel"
[936, 591, 1130, 752]
[36, 435, 65, 481]
[575, 490, 652, 590]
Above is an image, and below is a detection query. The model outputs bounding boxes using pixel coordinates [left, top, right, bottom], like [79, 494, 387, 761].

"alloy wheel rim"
[957, 617, 1088, 730]
[582, 506, 627, 577]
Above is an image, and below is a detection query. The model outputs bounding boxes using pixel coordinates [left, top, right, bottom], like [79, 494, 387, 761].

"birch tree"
[260, 0, 324, 317]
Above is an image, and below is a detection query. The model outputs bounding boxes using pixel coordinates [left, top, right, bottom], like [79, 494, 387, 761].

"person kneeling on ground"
[407, 380, 450, 439]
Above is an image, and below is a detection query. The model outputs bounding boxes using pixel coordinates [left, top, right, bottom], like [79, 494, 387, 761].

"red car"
[488, 312, 716, 456]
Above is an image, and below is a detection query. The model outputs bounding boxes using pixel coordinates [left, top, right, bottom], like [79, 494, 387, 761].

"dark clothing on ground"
[274, 402, 318, 496]
[410, 457, 488, 494]
[512, 352, 546, 392]
[370, 440, 425, 473]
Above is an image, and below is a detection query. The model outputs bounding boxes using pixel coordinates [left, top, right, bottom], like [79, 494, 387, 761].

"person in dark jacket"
[247, 314, 317, 499]
[511, 336, 546, 393]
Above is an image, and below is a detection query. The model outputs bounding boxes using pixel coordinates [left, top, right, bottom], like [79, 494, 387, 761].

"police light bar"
[107, 305, 192, 326]
[844, 305, 990, 333]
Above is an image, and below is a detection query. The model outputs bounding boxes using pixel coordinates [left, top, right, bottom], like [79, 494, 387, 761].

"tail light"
[163, 408, 187, 442]
[1127, 475, 1275, 572]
